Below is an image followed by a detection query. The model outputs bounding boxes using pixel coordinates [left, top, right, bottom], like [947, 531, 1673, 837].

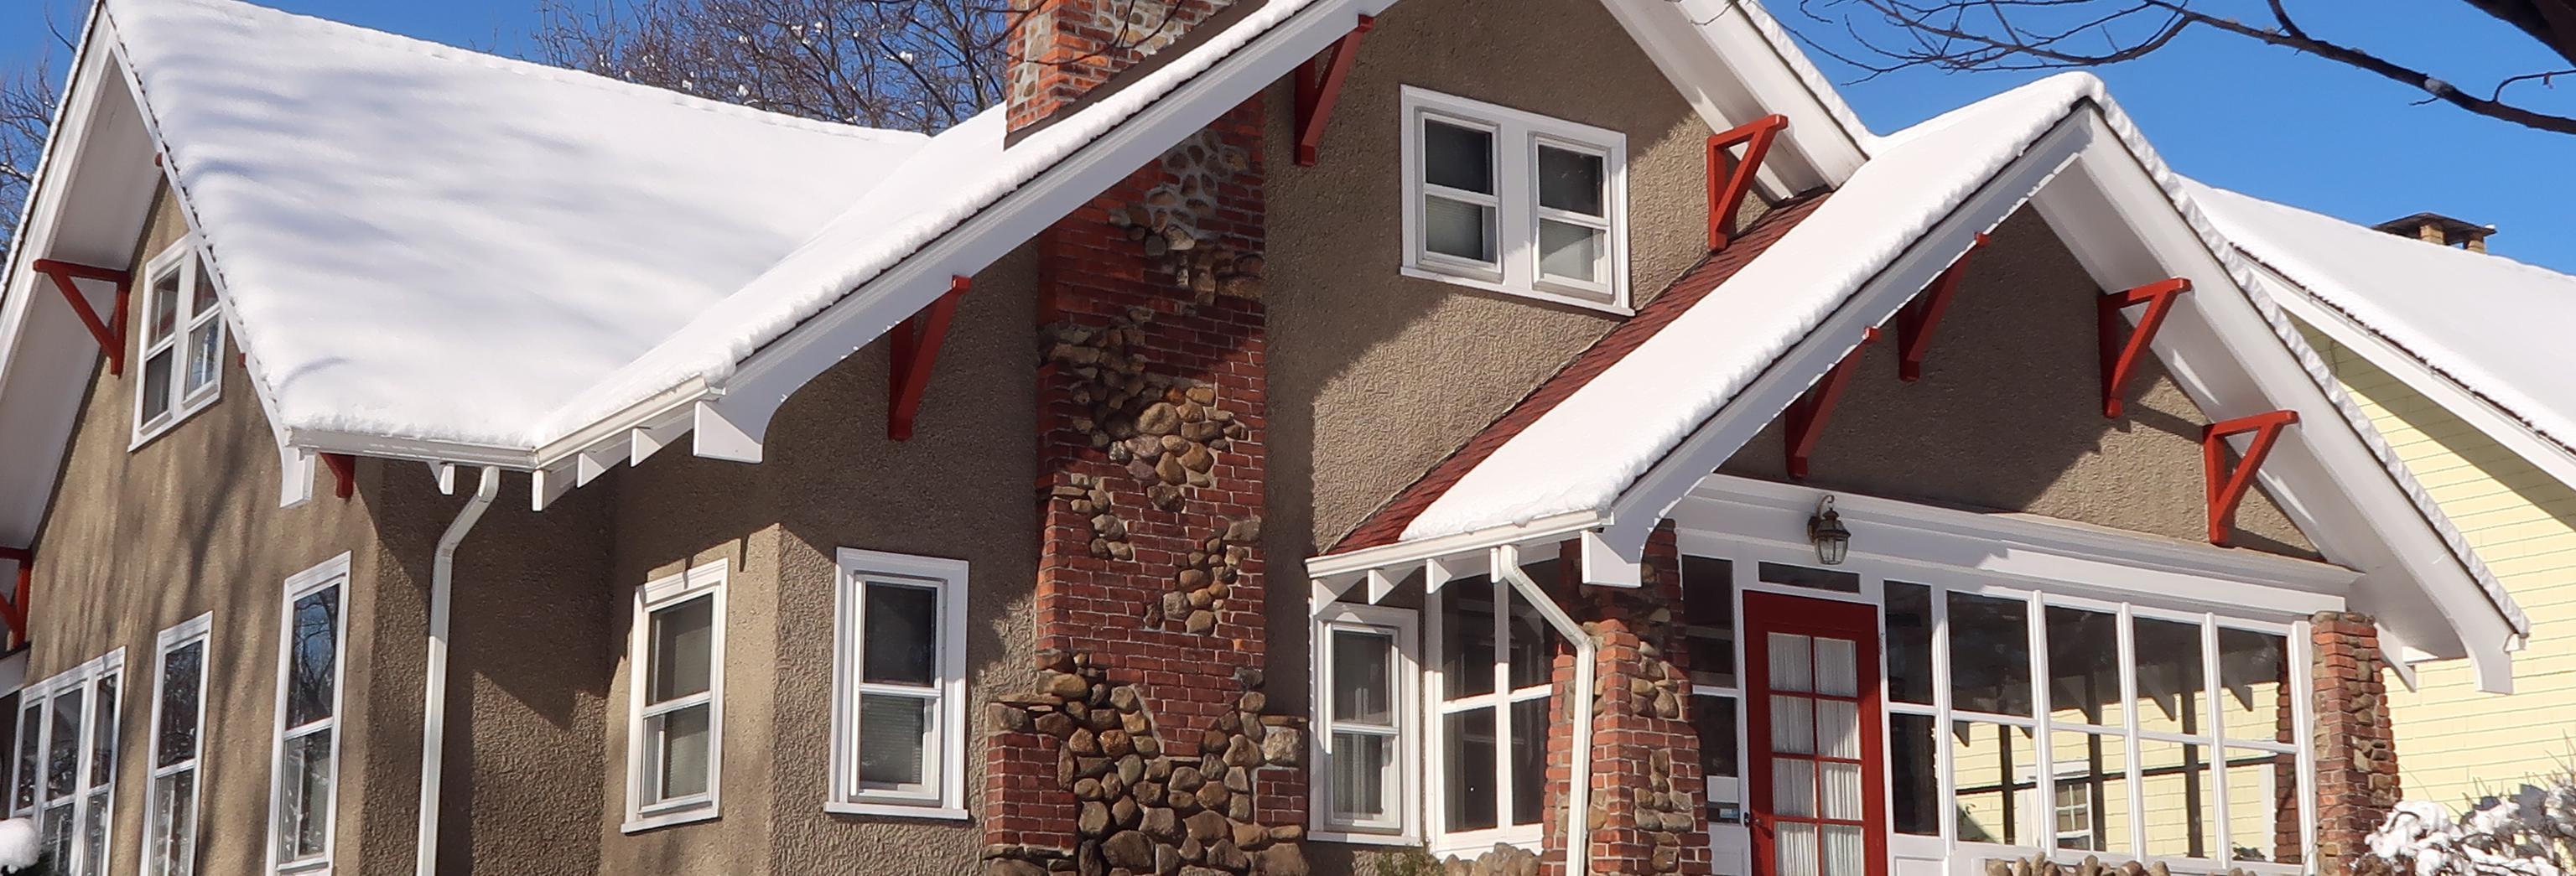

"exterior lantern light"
[1808, 495, 1851, 566]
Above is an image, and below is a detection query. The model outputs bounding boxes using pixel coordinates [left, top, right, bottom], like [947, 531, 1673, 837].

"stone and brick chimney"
[982, 3, 1296, 874]
[2371, 212, 2495, 253]
[2310, 612, 2401, 873]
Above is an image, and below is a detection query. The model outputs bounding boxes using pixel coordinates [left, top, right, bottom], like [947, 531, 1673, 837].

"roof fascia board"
[693, 0, 1387, 464]
[1596, 0, 1809, 196]
[2251, 260, 2576, 495]
[1680, 0, 1870, 184]
[1303, 510, 1604, 581]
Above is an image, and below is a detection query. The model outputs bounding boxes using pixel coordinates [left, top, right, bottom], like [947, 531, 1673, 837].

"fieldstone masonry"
[1983, 853, 2262, 876]
[2310, 611, 2398, 873]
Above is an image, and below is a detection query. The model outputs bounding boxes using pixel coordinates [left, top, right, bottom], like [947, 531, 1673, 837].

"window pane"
[2048, 606, 2122, 727]
[1442, 708, 1498, 832]
[2225, 749, 2303, 864]
[45, 689, 80, 798]
[1330, 630, 1394, 726]
[1822, 824, 1867, 876]
[653, 704, 712, 801]
[1505, 584, 1553, 691]
[1814, 638, 1858, 698]
[1768, 633, 1813, 693]
[184, 323, 221, 395]
[150, 769, 197, 876]
[2139, 739, 2216, 859]
[1441, 584, 1495, 700]
[1778, 822, 1819, 876]
[149, 270, 180, 342]
[855, 695, 930, 790]
[1682, 557, 1736, 688]
[860, 583, 937, 687]
[1509, 697, 1548, 826]
[13, 707, 38, 811]
[158, 641, 203, 769]
[287, 586, 340, 728]
[2218, 628, 2293, 744]
[2050, 730, 2127, 853]
[1951, 720, 2033, 846]
[40, 806, 70, 873]
[1424, 195, 1497, 264]
[1757, 562, 1860, 594]
[1329, 731, 1392, 822]
[1695, 694, 1738, 781]
[278, 728, 331, 861]
[1772, 757, 1815, 817]
[1538, 220, 1603, 283]
[1890, 713, 1937, 836]
[141, 351, 174, 423]
[1949, 592, 2032, 716]
[2133, 618, 2208, 734]
[80, 789, 106, 876]
[1815, 699, 1859, 759]
[1422, 119, 1493, 194]
[1820, 761, 1862, 819]
[648, 596, 714, 704]
[88, 673, 116, 789]
[190, 258, 216, 312]
[1769, 696, 1814, 755]
[1886, 583, 1933, 705]
[1536, 144, 1605, 215]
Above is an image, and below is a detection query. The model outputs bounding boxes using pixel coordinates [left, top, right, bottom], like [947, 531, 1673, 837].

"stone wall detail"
[1982, 853, 2262, 876]
[2311, 611, 2398, 873]
[1109, 129, 1267, 299]
[1007, 0, 1233, 132]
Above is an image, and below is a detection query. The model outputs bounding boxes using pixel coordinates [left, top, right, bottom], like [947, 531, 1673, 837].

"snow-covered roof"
[2189, 181, 2576, 480]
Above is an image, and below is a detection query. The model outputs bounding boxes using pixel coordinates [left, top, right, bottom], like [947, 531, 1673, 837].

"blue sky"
[2, 0, 2568, 272]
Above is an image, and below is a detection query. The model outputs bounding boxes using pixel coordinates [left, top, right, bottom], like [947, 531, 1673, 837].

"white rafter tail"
[1579, 528, 1644, 588]
[531, 462, 578, 511]
[278, 446, 316, 509]
[1311, 572, 1363, 610]
[1424, 555, 1457, 595]
[1364, 568, 1398, 604]
[629, 415, 689, 465]
[428, 462, 457, 495]
[691, 399, 766, 464]
[575, 441, 631, 487]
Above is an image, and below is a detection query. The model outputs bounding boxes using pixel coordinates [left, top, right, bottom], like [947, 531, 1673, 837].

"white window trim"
[268, 553, 349, 876]
[129, 237, 224, 448]
[1399, 86, 1633, 315]
[1307, 603, 1420, 845]
[144, 613, 213, 876]
[826, 548, 969, 821]
[1424, 576, 1554, 857]
[16, 649, 125, 876]
[622, 558, 727, 832]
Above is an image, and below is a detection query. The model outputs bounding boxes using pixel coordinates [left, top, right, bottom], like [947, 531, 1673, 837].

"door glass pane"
[1815, 699, 1859, 759]
[287, 586, 340, 728]
[1423, 119, 1493, 194]
[2051, 730, 2127, 853]
[1822, 825, 1867, 876]
[1813, 638, 1857, 697]
[1682, 557, 1736, 687]
[1952, 720, 2033, 845]
[1772, 757, 1816, 817]
[1768, 696, 1815, 755]
[158, 640, 204, 768]
[1885, 583, 1934, 705]
[1425, 196, 1498, 264]
[1768, 633, 1813, 693]
[1777, 821, 1820, 876]
[1890, 713, 1938, 836]
[1538, 220, 1602, 283]
[1948, 593, 2031, 716]
[1443, 708, 1498, 832]
[1505, 585, 1553, 691]
[1330, 630, 1394, 725]
[1510, 697, 1549, 826]
[2226, 749, 2303, 864]
[1536, 144, 1604, 215]
[2218, 628, 2293, 744]
[655, 703, 712, 801]
[1819, 761, 1862, 820]
[860, 583, 937, 687]
[2138, 738, 2216, 859]
[855, 695, 930, 788]
[2047, 607, 2122, 727]
[1441, 585, 1496, 700]
[1328, 732, 1391, 822]
[2132, 619, 2208, 734]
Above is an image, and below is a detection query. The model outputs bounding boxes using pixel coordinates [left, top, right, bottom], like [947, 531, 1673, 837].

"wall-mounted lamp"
[1808, 495, 1851, 566]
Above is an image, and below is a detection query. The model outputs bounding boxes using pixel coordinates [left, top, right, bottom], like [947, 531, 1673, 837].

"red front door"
[1745, 592, 1888, 876]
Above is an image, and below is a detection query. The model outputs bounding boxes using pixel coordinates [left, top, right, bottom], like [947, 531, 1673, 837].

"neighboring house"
[2191, 188, 2576, 809]
[0, 3, 2536, 876]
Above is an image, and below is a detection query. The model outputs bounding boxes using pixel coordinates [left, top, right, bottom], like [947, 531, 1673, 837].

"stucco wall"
[1718, 208, 2316, 556]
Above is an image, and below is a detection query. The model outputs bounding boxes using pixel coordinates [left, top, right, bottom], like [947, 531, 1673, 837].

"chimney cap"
[2372, 212, 2497, 244]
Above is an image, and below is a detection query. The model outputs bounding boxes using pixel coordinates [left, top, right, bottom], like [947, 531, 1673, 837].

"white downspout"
[1493, 544, 1595, 876]
[418, 466, 499, 876]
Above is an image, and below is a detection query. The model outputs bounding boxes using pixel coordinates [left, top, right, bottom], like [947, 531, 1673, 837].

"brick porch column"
[2311, 611, 2399, 873]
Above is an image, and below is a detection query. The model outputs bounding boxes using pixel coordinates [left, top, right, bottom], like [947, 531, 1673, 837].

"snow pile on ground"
[0, 817, 35, 872]
[2367, 783, 2576, 876]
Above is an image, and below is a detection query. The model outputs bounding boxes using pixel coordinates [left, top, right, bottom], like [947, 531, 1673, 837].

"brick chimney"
[1006, 0, 1237, 132]
[2371, 212, 2495, 253]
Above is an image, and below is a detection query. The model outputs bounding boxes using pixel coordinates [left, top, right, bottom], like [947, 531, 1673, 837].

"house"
[0, 0, 2534, 874]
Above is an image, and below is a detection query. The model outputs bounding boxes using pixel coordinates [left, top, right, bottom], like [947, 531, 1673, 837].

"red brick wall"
[2312, 610, 2398, 873]
[1007, 0, 1234, 132]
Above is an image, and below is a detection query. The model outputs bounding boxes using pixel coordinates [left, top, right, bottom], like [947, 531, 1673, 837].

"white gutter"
[417, 466, 500, 876]
[1493, 544, 1593, 876]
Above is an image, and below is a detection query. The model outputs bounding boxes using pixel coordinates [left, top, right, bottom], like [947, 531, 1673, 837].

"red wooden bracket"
[320, 453, 356, 500]
[1784, 328, 1879, 480]
[2098, 277, 2192, 419]
[34, 259, 134, 376]
[1895, 232, 1988, 382]
[0, 547, 30, 652]
[1706, 115, 1789, 251]
[888, 277, 972, 441]
[2203, 411, 2299, 546]
[1292, 15, 1375, 167]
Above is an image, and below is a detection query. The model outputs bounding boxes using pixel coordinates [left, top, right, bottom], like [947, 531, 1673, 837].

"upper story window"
[272, 554, 348, 875]
[148, 614, 213, 876]
[828, 549, 968, 819]
[132, 240, 224, 446]
[14, 650, 126, 876]
[1400, 86, 1629, 314]
[625, 559, 725, 832]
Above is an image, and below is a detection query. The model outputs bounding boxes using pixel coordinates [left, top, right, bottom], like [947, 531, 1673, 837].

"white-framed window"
[13, 650, 123, 876]
[131, 239, 223, 446]
[147, 614, 212, 876]
[1399, 86, 1630, 314]
[1310, 604, 1418, 842]
[269, 553, 348, 875]
[624, 559, 725, 832]
[827, 549, 969, 819]
[1426, 572, 1561, 855]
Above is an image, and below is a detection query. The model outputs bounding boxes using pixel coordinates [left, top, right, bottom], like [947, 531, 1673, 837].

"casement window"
[827, 549, 969, 818]
[132, 240, 224, 445]
[1428, 573, 1560, 852]
[1400, 86, 1629, 313]
[1311, 604, 1417, 841]
[625, 559, 725, 831]
[12, 651, 123, 876]
[148, 614, 213, 876]
[271, 554, 348, 874]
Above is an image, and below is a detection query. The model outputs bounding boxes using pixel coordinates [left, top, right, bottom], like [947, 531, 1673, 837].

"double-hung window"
[1400, 86, 1628, 313]
[132, 241, 223, 444]
[272, 555, 348, 874]
[626, 559, 725, 831]
[148, 614, 212, 876]
[14, 651, 125, 876]
[828, 549, 968, 818]
[1311, 604, 1416, 842]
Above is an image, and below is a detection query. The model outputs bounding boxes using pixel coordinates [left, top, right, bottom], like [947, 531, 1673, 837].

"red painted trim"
[2204, 410, 2299, 546]
[1291, 16, 1374, 167]
[1784, 328, 1878, 480]
[320, 453, 356, 500]
[34, 259, 134, 376]
[2098, 277, 2191, 419]
[0, 547, 28, 652]
[1744, 592, 1888, 876]
[888, 276, 972, 441]
[1895, 232, 1987, 382]
[1706, 115, 1789, 251]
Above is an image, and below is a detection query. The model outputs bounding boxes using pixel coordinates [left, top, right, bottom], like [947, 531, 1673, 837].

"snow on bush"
[2365, 776, 2576, 876]
[0, 817, 34, 873]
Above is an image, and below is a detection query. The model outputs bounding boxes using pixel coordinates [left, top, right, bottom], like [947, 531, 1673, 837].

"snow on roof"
[107, 0, 930, 447]
[2187, 181, 2576, 462]
[1399, 74, 2106, 542]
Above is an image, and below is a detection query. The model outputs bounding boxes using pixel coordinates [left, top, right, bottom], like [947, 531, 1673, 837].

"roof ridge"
[2194, 180, 2576, 286]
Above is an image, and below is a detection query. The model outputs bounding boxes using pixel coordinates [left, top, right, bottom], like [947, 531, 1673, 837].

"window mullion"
[2028, 591, 2052, 847]
[2119, 604, 2145, 859]
[2203, 614, 2234, 867]
[1489, 579, 1513, 827]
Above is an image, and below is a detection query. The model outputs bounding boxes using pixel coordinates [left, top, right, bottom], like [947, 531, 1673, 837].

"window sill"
[621, 805, 719, 834]
[274, 858, 330, 876]
[824, 800, 970, 821]
[1399, 265, 1633, 316]
[1308, 827, 1420, 847]
[128, 391, 220, 452]
[1430, 827, 1544, 859]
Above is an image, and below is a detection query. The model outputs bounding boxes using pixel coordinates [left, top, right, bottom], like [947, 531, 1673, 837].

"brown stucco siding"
[1718, 208, 2316, 555]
